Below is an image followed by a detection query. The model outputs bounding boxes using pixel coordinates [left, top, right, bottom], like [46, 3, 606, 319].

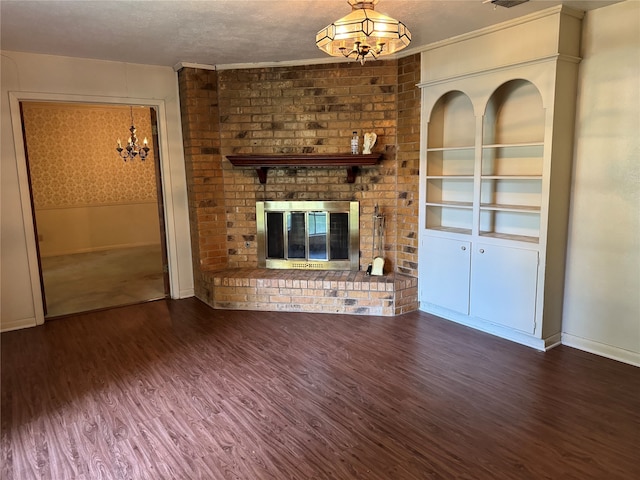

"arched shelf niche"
[483, 79, 545, 145]
[428, 90, 475, 149]
[424, 90, 476, 235]
[479, 79, 545, 243]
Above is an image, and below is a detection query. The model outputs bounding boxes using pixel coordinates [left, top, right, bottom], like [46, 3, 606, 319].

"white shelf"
[426, 201, 473, 209]
[481, 175, 542, 180]
[426, 149, 475, 176]
[426, 204, 473, 233]
[479, 208, 540, 241]
[479, 231, 539, 244]
[480, 203, 541, 213]
[427, 146, 475, 152]
[426, 175, 475, 179]
[482, 142, 544, 148]
[481, 144, 543, 177]
[426, 226, 472, 236]
[480, 177, 542, 211]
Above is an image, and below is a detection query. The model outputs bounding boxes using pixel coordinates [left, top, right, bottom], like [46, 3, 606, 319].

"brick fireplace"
[177, 56, 421, 315]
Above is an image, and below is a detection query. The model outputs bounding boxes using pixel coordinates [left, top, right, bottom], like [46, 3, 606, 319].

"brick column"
[177, 67, 227, 300]
[396, 54, 421, 277]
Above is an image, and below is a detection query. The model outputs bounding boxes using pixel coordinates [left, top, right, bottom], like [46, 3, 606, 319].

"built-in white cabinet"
[421, 236, 471, 315]
[469, 243, 539, 334]
[418, 6, 583, 350]
[422, 237, 539, 334]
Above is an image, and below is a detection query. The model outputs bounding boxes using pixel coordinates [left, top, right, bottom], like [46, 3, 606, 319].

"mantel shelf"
[226, 153, 383, 183]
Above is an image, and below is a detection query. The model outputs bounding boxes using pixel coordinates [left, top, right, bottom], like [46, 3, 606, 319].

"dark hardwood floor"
[1, 298, 638, 480]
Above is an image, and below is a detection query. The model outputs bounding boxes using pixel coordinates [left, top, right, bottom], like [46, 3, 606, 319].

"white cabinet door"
[421, 236, 471, 314]
[470, 243, 538, 333]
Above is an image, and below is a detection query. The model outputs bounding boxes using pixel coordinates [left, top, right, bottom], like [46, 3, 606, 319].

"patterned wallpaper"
[22, 102, 158, 209]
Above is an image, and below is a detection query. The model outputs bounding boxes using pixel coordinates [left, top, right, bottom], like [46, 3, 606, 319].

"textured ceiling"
[0, 0, 620, 68]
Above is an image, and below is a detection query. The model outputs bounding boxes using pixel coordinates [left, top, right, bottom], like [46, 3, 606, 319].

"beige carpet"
[41, 245, 166, 318]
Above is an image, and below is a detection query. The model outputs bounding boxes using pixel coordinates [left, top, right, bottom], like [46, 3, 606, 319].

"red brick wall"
[396, 54, 421, 277]
[177, 68, 226, 298]
[178, 58, 421, 296]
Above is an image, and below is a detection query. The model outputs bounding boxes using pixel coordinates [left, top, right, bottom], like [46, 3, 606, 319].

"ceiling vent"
[484, 0, 529, 7]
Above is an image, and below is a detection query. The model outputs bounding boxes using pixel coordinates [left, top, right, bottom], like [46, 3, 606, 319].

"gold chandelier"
[316, 0, 411, 65]
[116, 106, 150, 161]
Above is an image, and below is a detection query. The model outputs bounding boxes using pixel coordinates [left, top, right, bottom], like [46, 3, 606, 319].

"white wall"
[0, 51, 194, 331]
[562, 0, 640, 366]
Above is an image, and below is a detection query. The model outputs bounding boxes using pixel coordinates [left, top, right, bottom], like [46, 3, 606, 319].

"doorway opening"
[20, 102, 169, 317]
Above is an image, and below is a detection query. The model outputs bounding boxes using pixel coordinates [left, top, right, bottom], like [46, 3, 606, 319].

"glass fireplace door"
[257, 201, 359, 270]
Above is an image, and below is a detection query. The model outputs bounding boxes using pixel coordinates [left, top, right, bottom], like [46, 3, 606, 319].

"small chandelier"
[316, 0, 411, 65]
[116, 106, 150, 161]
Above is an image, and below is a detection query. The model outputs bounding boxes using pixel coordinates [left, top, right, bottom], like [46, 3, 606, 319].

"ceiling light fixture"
[316, 0, 411, 65]
[116, 106, 150, 161]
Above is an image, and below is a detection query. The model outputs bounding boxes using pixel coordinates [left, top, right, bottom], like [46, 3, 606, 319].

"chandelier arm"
[139, 147, 150, 160]
[341, 48, 356, 59]
[116, 147, 130, 160]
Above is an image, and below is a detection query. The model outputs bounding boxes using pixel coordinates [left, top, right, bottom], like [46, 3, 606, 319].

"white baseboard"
[1, 316, 37, 333]
[178, 288, 195, 299]
[562, 334, 640, 367]
[543, 332, 562, 350]
[420, 304, 550, 351]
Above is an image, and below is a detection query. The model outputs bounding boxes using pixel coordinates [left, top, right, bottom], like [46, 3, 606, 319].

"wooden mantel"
[226, 153, 383, 183]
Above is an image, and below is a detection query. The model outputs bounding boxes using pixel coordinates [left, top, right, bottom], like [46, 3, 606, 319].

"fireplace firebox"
[256, 201, 359, 270]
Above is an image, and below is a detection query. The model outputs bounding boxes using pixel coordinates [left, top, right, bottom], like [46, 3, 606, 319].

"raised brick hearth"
[200, 269, 418, 316]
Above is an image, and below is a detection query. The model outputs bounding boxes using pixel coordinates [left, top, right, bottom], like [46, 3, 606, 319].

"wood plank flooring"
[2, 298, 638, 479]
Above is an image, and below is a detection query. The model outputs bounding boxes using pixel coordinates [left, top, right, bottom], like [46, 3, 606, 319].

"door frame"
[9, 92, 182, 325]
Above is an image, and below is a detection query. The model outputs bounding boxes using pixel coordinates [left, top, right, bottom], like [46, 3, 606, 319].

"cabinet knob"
[461, 246, 466, 251]
[479, 248, 485, 253]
